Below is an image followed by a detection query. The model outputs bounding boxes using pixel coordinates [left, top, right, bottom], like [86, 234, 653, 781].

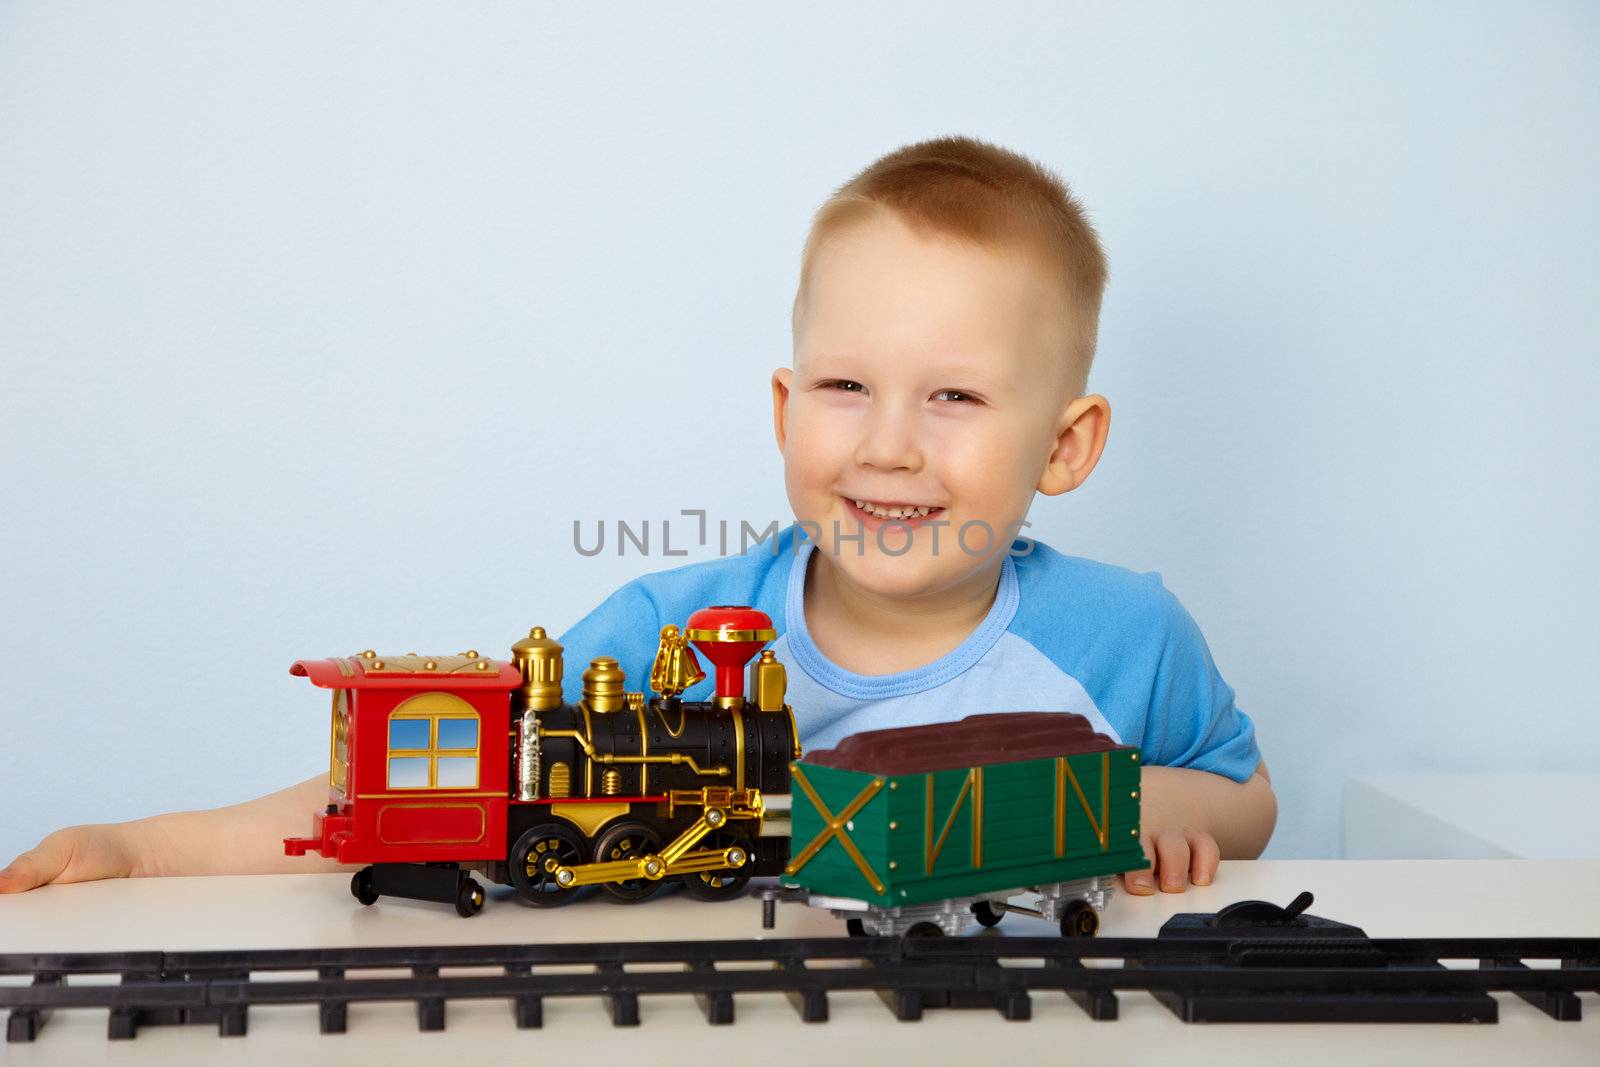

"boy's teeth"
[852, 499, 935, 520]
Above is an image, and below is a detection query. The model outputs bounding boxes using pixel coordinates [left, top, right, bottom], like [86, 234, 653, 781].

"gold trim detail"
[635, 701, 649, 795]
[329, 689, 349, 795]
[654, 699, 688, 738]
[730, 703, 745, 792]
[785, 767, 885, 894]
[1056, 752, 1111, 851]
[362, 654, 499, 676]
[974, 766, 984, 868]
[1054, 758, 1066, 856]
[665, 786, 763, 824]
[539, 728, 730, 778]
[548, 761, 571, 798]
[580, 701, 594, 796]
[1101, 752, 1110, 845]
[333, 658, 354, 678]
[684, 628, 777, 643]
[924, 768, 984, 874]
[784, 704, 802, 759]
[548, 802, 630, 839]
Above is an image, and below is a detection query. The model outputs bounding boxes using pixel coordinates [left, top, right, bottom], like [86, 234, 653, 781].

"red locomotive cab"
[284, 650, 522, 866]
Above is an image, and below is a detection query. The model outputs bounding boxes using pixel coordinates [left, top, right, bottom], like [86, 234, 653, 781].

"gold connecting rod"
[551, 789, 763, 889]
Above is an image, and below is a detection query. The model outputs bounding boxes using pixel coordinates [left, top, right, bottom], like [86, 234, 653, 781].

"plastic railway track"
[3, 931, 1598, 1039]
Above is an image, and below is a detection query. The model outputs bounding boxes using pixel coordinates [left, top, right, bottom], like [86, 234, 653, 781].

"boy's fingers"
[1152, 832, 1191, 892]
[0, 840, 69, 893]
[0, 826, 133, 892]
[1121, 837, 1157, 895]
[1186, 831, 1221, 886]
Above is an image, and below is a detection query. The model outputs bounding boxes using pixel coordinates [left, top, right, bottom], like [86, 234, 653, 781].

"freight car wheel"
[510, 823, 586, 907]
[594, 820, 666, 903]
[971, 900, 1004, 927]
[678, 829, 753, 901]
[1060, 900, 1100, 938]
[905, 922, 944, 938]
[351, 867, 378, 906]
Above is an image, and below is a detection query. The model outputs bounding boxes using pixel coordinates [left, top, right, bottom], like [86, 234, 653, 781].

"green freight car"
[780, 711, 1148, 937]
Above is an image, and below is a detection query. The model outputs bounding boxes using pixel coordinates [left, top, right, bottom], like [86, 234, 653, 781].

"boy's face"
[773, 208, 1104, 601]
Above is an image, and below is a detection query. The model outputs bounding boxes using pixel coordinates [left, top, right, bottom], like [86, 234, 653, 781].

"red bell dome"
[684, 605, 776, 706]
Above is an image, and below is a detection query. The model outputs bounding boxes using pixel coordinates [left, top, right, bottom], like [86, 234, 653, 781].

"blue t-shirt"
[555, 522, 1261, 783]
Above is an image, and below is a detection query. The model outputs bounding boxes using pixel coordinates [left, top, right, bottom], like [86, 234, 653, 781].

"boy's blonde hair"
[794, 135, 1109, 395]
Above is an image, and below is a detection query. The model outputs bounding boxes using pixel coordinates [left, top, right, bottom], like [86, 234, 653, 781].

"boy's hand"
[1117, 761, 1276, 895]
[1120, 828, 1220, 894]
[0, 824, 140, 892]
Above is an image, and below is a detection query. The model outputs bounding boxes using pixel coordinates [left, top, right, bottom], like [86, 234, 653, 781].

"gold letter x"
[784, 766, 886, 894]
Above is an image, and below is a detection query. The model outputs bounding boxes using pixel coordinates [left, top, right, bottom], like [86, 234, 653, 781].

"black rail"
[3, 933, 1598, 1039]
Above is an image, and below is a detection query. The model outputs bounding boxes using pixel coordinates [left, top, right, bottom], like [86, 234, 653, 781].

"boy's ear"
[1037, 393, 1111, 496]
[771, 368, 793, 453]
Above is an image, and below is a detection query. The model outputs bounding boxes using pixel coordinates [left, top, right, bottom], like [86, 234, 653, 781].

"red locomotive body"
[284, 652, 522, 866]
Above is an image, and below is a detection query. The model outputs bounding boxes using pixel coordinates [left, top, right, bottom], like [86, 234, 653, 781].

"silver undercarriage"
[808, 875, 1118, 937]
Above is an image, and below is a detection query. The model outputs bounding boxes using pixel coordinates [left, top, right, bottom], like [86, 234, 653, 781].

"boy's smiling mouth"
[842, 495, 947, 527]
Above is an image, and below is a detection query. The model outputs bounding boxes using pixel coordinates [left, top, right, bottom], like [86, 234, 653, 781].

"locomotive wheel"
[454, 875, 486, 917]
[351, 866, 378, 906]
[904, 921, 944, 938]
[971, 900, 1004, 927]
[593, 820, 666, 903]
[1060, 900, 1100, 938]
[509, 823, 586, 907]
[678, 829, 753, 901]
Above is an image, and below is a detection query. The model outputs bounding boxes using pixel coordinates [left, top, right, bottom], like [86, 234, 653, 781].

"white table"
[1, 860, 1597, 1065]
[1344, 774, 1600, 859]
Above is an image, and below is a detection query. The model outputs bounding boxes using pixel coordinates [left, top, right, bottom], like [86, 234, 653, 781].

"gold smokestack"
[511, 626, 564, 711]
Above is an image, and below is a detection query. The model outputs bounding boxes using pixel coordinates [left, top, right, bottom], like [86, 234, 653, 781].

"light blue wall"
[3, 2, 1596, 864]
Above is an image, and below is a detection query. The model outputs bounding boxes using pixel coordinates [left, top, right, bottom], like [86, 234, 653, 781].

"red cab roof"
[290, 652, 524, 690]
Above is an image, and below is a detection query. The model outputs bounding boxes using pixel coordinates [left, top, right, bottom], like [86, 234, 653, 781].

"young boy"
[0, 136, 1274, 897]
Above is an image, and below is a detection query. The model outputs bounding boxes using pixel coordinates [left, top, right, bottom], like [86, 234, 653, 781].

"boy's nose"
[853, 411, 924, 472]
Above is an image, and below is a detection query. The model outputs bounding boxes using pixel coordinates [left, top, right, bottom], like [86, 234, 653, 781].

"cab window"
[386, 696, 480, 789]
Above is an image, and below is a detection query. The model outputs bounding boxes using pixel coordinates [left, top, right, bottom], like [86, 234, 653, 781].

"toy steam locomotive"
[284, 605, 799, 915]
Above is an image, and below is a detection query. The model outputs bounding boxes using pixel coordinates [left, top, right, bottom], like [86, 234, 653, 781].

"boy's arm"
[1126, 759, 1277, 893]
[1112, 577, 1273, 894]
[0, 773, 357, 892]
[2, 576, 665, 894]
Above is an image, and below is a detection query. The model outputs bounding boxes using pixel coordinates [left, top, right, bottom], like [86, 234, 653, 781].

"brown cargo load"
[803, 711, 1122, 775]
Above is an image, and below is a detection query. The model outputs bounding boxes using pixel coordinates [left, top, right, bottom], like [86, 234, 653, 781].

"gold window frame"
[385, 691, 482, 790]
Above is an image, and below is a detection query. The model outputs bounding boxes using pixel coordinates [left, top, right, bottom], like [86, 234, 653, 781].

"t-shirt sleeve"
[553, 578, 665, 697]
[1140, 584, 1263, 783]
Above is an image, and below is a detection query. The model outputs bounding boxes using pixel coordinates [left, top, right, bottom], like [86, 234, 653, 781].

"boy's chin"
[821, 544, 968, 599]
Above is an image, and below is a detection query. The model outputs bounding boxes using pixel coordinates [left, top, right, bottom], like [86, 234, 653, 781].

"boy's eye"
[933, 389, 980, 404]
[821, 379, 865, 393]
